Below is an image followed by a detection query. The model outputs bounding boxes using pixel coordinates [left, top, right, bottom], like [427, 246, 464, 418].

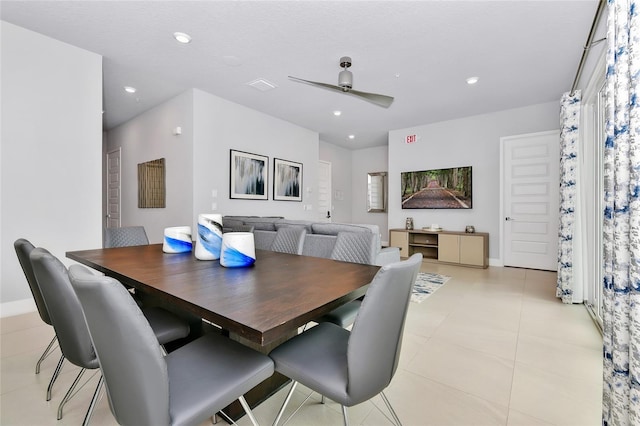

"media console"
[389, 228, 489, 268]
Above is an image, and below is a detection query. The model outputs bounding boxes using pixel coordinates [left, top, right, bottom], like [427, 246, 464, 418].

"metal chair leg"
[58, 368, 86, 419]
[238, 395, 259, 426]
[341, 405, 350, 426]
[47, 355, 65, 401]
[81, 375, 104, 426]
[272, 381, 298, 426]
[380, 391, 402, 426]
[35, 335, 57, 374]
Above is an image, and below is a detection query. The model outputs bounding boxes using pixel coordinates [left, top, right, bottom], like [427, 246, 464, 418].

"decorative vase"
[220, 232, 256, 268]
[163, 226, 193, 253]
[195, 214, 223, 260]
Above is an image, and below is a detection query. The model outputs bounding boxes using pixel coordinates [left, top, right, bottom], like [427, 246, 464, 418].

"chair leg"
[272, 381, 298, 426]
[35, 335, 57, 374]
[238, 395, 259, 426]
[47, 354, 65, 401]
[57, 368, 86, 420]
[380, 391, 402, 426]
[341, 405, 350, 426]
[81, 375, 104, 426]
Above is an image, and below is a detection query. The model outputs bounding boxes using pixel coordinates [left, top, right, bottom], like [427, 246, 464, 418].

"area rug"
[411, 272, 451, 303]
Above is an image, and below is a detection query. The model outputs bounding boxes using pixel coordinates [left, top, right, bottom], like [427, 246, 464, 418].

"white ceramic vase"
[162, 226, 192, 253]
[195, 214, 223, 260]
[220, 232, 256, 268]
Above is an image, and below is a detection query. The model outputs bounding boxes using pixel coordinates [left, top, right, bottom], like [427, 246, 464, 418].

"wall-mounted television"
[401, 166, 472, 209]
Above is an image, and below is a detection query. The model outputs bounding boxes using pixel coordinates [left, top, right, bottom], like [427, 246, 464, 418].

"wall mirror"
[367, 171, 387, 212]
[138, 158, 166, 208]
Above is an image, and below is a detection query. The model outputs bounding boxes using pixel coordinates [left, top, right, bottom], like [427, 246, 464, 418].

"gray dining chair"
[270, 253, 422, 426]
[270, 226, 306, 255]
[68, 264, 275, 426]
[13, 239, 59, 387]
[313, 232, 378, 328]
[103, 225, 149, 248]
[30, 248, 191, 425]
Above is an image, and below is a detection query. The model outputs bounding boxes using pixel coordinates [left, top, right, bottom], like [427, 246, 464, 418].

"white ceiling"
[0, 1, 601, 150]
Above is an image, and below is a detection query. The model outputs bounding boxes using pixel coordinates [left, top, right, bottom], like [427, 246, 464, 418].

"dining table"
[66, 243, 381, 418]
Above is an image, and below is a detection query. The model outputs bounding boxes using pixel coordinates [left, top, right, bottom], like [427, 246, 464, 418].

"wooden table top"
[66, 244, 380, 346]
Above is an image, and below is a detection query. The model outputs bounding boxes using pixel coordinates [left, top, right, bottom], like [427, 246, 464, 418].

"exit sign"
[405, 134, 417, 144]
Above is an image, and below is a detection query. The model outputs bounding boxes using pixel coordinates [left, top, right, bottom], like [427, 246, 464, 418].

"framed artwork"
[230, 149, 268, 200]
[274, 158, 303, 201]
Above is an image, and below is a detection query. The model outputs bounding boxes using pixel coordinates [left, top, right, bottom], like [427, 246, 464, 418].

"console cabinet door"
[438, 234, 460, 263]
[459, 235, 485, 266]
[390, 231, 409, 258]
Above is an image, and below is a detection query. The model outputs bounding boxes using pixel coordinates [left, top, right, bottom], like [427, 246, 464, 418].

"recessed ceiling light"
[466, 76, 479, 85]
[348, 134, 355, 140]
[173, 32, 192, 44]
[333, 111, 342, 116]
[124, 86, 137, 93]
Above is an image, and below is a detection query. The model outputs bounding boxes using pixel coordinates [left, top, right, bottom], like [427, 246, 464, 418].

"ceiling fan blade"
[347, 89, 394, 108]
[288, 76, 346, 93]
[289, 76, 394, 108]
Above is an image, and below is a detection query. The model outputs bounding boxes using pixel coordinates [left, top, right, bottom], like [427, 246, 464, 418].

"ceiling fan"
[288, 56, 394, 108]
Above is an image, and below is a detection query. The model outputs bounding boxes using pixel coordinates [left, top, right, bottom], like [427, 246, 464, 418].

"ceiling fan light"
[338, 70, 353, 89]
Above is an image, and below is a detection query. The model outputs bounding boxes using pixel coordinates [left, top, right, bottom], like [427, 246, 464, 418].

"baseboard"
[489, 258, 502, 267]
[0, 298, 36, 318]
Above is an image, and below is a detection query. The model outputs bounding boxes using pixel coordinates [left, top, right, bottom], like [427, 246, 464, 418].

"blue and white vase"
[163, 226, 192, 253]
[220, 232, 256, 268]
[195, 214, 223, 260]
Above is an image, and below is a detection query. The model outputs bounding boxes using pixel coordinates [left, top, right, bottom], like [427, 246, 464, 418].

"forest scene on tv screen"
[401, 166, 472, 209]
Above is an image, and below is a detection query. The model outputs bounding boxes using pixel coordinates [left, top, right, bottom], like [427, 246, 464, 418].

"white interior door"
[317, 161, 332, 222]
[501, 130, 560, 270]
[106, 148, 121, 228]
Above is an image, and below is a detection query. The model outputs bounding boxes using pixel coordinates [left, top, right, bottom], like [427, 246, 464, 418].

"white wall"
[1, 22, 103, 313]
[107, 90, 195, 243]
[192, 89, 319, 224]
[351, 146, 389, 243]
[319, 141, 352, 223]
[107, 88, 320, 239]
[389, 101, 560, 260]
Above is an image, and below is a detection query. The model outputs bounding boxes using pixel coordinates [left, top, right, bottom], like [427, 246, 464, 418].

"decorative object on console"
[162, 226, 192, 253]
[466, 225, 475, 233]
[195, 214, 223, 260]
[220, 232, 256, 268]
[230, 150, 268, 200]
[401, 166, 472, 209]
[273, 158, 302, 201]
[405, 217, 414, 230]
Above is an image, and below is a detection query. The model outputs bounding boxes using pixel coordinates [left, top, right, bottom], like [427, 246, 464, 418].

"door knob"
[505, 217, 514, 221]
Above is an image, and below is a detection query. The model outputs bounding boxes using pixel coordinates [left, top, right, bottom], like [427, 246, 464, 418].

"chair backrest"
[346, 253, 422, 403]
[68, 264, 170, 426]
[29, 248, 98, 369]
[14, 239, 51, 325]
[330, 232, 377, 265]
[104, 226, 149, 248]
[270, 227, 306, 255]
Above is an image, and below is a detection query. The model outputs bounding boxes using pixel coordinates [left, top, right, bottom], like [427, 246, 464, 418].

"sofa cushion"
[275, 220, 315, 233]
[222, 218, 245, 229]
[311, 223, 374, 235]
[241, 217, 281, 231]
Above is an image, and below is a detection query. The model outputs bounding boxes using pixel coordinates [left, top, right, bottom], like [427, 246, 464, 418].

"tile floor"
[0, 263, 603, 425]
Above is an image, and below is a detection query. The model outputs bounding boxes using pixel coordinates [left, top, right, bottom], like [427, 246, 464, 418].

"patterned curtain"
[557, 90, 581, 304]
[602, 0, 640, 424]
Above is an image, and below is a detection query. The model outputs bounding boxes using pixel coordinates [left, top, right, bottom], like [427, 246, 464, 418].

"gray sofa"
[223, 216, 400, 266]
